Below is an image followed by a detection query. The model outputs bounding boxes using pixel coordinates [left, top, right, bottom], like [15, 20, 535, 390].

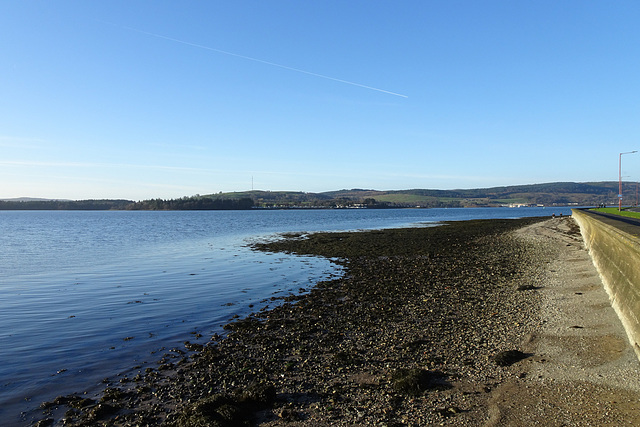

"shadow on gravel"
[391, 368, 452, 396]
[492, 350, 533, 367]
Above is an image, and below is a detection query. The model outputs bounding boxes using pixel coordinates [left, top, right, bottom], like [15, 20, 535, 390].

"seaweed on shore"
[36, 216, 553, 426]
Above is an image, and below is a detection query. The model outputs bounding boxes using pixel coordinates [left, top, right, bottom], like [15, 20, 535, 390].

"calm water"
[0, 207, 575, 424]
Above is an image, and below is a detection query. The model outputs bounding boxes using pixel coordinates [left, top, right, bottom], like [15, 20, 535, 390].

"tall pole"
[619, 153, 622, 211]
[619, 151, 638, 211]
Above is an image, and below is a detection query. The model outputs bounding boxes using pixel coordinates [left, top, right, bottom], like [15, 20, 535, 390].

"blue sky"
[2, 1, 640, 200]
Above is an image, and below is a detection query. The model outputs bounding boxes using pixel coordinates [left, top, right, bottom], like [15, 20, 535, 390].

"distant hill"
[0, 197, 71, 202]
[0, 182, 632, 210]
[207, 182, 627, 208]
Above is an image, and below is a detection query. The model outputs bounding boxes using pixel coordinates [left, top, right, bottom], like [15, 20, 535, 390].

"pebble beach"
[34, 216, 640, 426]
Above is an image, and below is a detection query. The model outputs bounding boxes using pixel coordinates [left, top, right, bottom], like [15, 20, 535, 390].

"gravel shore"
[35, 216, 636, 426]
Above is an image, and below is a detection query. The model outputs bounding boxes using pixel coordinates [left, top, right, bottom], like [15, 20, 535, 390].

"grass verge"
[590, 207, 640, 219]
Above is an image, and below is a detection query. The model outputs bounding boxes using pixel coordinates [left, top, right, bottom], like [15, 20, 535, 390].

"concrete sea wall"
[573, 209, 640, 359]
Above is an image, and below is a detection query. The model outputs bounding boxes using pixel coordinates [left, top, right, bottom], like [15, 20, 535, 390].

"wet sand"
[34, 216, 640, 426]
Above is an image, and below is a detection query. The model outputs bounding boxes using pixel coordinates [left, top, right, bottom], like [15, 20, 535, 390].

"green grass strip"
[590, 207, 640, 219]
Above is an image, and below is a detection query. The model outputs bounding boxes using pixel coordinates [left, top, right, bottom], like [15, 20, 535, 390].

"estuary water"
[0, 207, 575, 424]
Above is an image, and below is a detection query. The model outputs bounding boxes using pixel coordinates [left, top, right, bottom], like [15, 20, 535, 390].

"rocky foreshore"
[36, 216, 569, 426]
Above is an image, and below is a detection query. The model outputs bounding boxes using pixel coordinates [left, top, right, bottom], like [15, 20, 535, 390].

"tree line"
[124, 197, 254, 210]
[0, 200, 132, 210]
[0, 197, 254, 211]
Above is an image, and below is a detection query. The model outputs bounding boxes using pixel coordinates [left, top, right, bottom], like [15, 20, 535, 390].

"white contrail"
[102, 21, 408, 98]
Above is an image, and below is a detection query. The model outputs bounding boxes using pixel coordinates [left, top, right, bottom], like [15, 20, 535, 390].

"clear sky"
[2, 1, 640, 200]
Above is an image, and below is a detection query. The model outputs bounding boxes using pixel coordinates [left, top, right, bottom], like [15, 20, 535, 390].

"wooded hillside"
[1, 182, 631, 210]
